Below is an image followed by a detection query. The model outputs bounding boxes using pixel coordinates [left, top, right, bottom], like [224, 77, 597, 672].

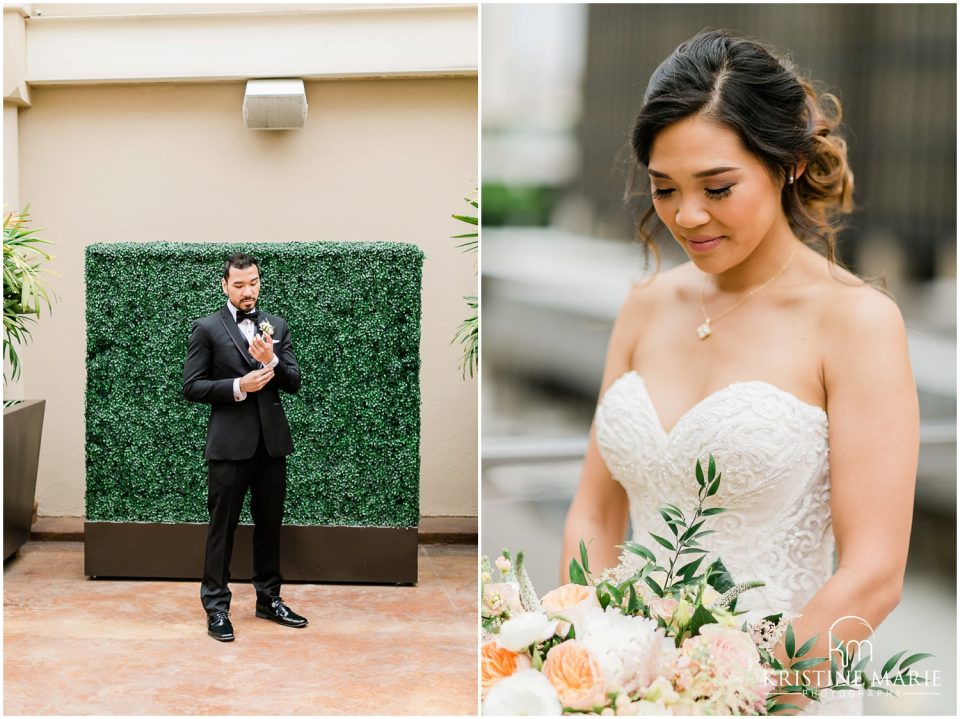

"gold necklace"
[697, 246, 798, 340]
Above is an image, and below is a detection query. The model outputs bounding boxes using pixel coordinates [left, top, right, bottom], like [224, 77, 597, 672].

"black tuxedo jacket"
[183, 305, 301, 460]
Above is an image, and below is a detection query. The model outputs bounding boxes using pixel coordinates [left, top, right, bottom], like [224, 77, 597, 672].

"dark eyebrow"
[648, 166, 740, 179]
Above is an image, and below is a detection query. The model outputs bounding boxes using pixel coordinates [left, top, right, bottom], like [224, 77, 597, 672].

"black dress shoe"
[255, 597, 308, 628]
[207, 611, 235, 642]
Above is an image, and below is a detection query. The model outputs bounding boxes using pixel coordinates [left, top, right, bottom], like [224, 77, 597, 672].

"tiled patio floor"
[4, 541, 478, 715]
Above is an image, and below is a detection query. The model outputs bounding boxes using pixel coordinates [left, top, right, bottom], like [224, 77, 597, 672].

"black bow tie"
[236, 310, 259, 324]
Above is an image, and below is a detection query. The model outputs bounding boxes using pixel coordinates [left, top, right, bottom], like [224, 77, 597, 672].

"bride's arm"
[560, 284, 651, 583]
[771, 288, 919, 712]
[561, 423, 630, 583]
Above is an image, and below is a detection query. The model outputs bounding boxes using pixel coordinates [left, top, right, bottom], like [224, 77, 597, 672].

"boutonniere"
[258, 320, 275, 337]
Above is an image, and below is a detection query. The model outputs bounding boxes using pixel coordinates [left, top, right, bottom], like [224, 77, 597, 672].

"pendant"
[697, 321, 712, 340]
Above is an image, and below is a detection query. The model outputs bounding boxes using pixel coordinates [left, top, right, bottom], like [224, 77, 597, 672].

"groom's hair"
[222, 252, 260, 280]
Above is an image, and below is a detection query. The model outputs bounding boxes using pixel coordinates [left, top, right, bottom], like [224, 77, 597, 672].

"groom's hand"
[249, 334, 275, 365]
[239, 367, 274, 393]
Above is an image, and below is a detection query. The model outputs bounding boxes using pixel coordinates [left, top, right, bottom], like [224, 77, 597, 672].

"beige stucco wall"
[15, 77, 478, 519]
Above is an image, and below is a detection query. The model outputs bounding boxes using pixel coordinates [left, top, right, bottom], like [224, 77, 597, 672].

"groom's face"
[222, 264, 260, 312]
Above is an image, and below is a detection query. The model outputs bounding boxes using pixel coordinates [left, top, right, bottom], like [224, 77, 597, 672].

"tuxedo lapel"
[219, 305, 259, 370]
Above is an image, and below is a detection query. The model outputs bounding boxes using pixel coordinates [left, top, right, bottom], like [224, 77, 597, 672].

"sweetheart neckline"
[605, 371, 828, 437]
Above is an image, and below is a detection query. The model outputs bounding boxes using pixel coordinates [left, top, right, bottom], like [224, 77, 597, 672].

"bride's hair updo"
[630, 29, 854, 266]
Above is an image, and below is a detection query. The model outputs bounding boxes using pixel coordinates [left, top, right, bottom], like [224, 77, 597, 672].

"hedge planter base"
[84, 523, 418, 584]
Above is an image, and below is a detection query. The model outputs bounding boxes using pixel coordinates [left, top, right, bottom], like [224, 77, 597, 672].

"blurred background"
[481, 4, 956, 715]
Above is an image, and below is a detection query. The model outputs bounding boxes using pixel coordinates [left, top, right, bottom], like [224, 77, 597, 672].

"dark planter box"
[4, 399, 45, 560]
[84, 522, 418, 583]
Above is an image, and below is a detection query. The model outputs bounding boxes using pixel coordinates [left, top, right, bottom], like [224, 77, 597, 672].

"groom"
[182, 252, 307, 642]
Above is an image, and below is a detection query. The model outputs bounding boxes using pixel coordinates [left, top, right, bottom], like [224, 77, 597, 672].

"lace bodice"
[596, 371, 861, 715]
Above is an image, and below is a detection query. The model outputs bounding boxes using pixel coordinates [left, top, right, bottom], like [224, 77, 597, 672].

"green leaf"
[898, 652, 934, 671]
[626, 583, 639, 614]
[623, 542, 656, 563]
[680, 520, 706, 542]
[881, 650, 908, 678]
[659, 509, 680, 536]
[852, 654, 871, 676]
[700, 507, 728, 516]
[602, 581, 623, 605]
[695, 460, 705, 487]
[660, 503, 685, 519]
[790, 657, 827, 672]
[708, 454, 716, 482]
[532, 649, 543, 671]
[707, 477, 721, 497]
[579, 539, 591, 576]
[644, 576, 664, 598]
[451, 214, 478, 225]
[649, 533, 675, 552]
[768, 704, 805, 714]
[786, 624, 796, 659]
[569, 559, 588, 586]
[687, 603, 718, 636]
[677, 555, 705, 580]
[795, 635, 818, 659]
[705, 558, 735, 595]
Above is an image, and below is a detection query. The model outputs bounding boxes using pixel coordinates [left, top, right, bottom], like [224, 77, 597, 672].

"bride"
[561, 30, 918, 715]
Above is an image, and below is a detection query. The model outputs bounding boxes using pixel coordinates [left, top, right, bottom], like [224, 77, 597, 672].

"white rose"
[498, 612, 558, 652]
[483, 669, 563, 716]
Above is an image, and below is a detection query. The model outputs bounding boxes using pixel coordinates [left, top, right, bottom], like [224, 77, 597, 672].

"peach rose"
[481, 640, 531, 696]
[540, 583, 600, 634]
[542, 640, 608, 711]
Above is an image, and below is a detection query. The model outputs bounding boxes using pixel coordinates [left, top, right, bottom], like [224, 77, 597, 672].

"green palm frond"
[3, 206, 58, 384]
[451, 192, 478, 379]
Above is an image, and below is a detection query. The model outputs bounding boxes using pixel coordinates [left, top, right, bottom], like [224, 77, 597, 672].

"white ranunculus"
[498, 612, 558, 652]
[482, 669, 563, 716]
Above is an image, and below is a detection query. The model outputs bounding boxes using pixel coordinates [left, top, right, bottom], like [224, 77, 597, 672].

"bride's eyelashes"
[651, 184, 736, 200]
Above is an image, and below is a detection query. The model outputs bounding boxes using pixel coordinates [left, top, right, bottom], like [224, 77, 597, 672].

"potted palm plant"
[4, 207, 56, 559]
[452, 193, 478, 379]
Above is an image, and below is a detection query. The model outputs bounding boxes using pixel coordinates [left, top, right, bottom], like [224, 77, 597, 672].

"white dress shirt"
[227, 302, 279, 401]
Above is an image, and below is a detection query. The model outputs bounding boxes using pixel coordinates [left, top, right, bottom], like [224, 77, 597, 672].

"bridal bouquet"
[481, 456, 931, 716]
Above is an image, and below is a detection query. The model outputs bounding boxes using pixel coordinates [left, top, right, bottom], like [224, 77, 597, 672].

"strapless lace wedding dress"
[595, 371, 863, 715]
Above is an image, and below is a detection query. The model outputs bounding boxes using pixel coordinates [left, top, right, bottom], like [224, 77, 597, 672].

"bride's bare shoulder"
[810, 257, 908, 358]
[620, 262, 697, 319]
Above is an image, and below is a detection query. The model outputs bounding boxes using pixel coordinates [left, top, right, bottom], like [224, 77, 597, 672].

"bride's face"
[647, 115, 787, 274]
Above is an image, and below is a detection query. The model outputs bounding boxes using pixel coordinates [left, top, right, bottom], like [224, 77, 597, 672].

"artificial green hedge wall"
[85, 242, 422, 527]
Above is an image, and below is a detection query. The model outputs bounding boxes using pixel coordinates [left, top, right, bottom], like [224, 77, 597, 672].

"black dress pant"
[200, 434, 286, 615]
